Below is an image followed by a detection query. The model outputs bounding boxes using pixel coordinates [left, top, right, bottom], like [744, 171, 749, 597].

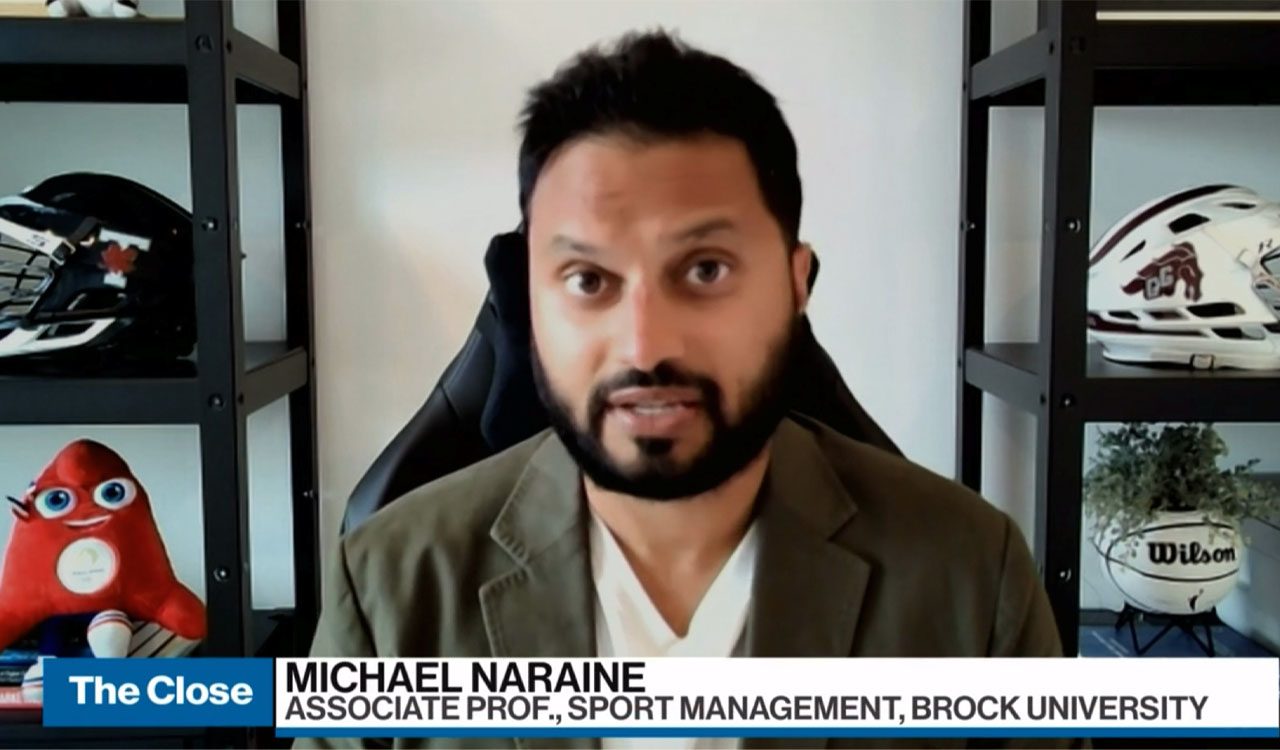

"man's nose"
[614, 279, 685, 372]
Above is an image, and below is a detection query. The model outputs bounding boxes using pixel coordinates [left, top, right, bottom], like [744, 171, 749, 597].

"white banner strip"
[274, 657, 1280, 738]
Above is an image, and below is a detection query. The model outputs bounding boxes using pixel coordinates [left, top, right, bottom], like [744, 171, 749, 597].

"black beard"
[531, 319, 797, 500]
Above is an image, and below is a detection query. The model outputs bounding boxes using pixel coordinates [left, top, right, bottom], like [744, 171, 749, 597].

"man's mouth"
[64, 515, 109, 529]
[606, 387, 703, 436]
[608, 386, 702, 408]
[629, 404, 683, 415]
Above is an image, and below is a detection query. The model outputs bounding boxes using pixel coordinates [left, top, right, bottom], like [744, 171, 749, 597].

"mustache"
[586, 361, 724, 434]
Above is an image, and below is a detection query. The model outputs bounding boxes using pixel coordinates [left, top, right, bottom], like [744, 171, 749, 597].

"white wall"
[305, 0, 965, 550]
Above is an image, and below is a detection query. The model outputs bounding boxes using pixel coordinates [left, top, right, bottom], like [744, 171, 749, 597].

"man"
[303, 30, 1064, 749]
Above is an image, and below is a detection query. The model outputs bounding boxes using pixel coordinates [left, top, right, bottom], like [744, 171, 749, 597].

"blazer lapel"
[743, 420, 872, 750]
[475, 421, 870, 750]
[479, 434, 599, 750]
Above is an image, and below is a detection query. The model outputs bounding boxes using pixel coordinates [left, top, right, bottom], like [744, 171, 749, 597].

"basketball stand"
[1114, 604, 1221, 657]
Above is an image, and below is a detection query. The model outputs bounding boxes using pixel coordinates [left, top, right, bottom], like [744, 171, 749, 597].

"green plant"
[1083, 423, 1280, 546]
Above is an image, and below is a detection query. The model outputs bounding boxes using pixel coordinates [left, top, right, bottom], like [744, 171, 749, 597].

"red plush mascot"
[0, 439, 206, 652]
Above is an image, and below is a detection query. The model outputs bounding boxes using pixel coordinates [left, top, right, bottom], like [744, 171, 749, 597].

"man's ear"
[791, 242, 814, 314]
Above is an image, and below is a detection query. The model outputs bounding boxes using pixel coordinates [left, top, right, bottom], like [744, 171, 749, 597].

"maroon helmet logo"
[1122, 242, 1204, 301]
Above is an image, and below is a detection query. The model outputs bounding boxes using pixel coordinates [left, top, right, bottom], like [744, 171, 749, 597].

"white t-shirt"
[589, 510, 759, 750]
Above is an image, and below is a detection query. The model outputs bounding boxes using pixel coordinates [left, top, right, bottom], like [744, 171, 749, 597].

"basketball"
[1096, 511, 1243, 615]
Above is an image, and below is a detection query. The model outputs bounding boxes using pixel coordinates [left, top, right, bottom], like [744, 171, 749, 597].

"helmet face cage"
[0, 188, 183, 361]
[0, 208, 68, 335]
[1255, 244, 1280, 315]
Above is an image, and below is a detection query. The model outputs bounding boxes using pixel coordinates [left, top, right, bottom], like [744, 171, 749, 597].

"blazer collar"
[742, 419, 872, 750]
[744, 418, 870, 658]
[480, 433, 597, 749]
[482, 432, 595, 657]
[480, 420, 872, 749]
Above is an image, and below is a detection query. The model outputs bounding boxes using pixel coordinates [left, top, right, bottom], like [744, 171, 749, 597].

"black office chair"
[342, 232, 900, 532]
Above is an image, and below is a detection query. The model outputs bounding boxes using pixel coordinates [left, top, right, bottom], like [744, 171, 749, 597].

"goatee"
[531, 319, 798, 500]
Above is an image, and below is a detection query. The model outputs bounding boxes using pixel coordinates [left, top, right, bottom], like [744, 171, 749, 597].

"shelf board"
[1097, 0, 1280, 13]
[971, 19, 1280, 107]
[964, 344, 1042, 413]
[0, 716, 206, 748]
[964, 342, 1280, 422]
[0, 18, 186, 66]
[244, 342, 308, 413]
[1083, 348, 1280, 421]
[971, 29, 1051, 102]
[254, 607, 302, 657]
[0, 365, 201, 424]
[0, 18, 298, 104]
[230, 24, 300, 101]
[1096, 20, 1280, 69]
[0, 342, 307, 425]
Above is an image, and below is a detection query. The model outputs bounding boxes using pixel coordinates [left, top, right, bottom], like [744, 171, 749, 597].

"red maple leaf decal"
[101, 242, 138, 275]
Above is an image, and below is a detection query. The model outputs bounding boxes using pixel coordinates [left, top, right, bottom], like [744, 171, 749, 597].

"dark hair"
[517, 29, 802, 247]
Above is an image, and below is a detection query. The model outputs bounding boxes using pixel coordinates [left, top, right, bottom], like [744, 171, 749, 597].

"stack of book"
[0, 631, 43, 711]
[0, 619, 200, 711]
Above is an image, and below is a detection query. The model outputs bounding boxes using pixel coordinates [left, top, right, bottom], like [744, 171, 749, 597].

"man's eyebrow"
[669, 218, 738, 243]
[548, 235, 600, 255]
[547, 219, 736, 254]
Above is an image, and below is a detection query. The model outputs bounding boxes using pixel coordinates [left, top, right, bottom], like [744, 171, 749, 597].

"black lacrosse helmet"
[0, 173, 195, 362]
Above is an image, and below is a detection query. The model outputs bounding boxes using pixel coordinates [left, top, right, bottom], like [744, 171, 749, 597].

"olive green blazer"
[299, 416, 1071, 749]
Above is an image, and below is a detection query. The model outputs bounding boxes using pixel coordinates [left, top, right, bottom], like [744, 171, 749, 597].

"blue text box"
[44, 657, 273, 727]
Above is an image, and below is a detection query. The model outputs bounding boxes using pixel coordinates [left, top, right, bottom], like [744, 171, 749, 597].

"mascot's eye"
[34, 488, 75, 518]
[93, 478, 136, 509]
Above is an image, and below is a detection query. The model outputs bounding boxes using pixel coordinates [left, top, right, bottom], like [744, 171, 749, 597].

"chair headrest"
[479, 231, 546, 449]
[342, 232, 898, 532]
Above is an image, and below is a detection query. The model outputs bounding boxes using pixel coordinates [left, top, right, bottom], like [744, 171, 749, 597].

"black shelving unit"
[0, 1, 319, 746]
[957, 0, 1280, 660]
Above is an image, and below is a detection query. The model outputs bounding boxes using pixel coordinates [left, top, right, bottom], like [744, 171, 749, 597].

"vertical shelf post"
[185, 0, 253, 658]
[278, 0, 322, 654]
[1036, 0, 1096, 656]
[956, 0, 992, 492]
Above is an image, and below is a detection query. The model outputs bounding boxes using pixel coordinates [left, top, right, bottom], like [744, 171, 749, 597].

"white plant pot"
[1095, 510, 1243, 615]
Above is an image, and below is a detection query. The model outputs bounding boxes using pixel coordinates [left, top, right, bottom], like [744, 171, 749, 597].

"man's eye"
[686, 260, 729, 286]
[566, 270, 606, 297]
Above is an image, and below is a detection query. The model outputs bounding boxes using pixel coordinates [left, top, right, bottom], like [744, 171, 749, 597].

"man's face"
[528, 133, 810, 499]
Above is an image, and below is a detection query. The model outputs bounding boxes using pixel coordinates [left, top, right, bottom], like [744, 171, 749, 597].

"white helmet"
[1087, 184, 1280, 370]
